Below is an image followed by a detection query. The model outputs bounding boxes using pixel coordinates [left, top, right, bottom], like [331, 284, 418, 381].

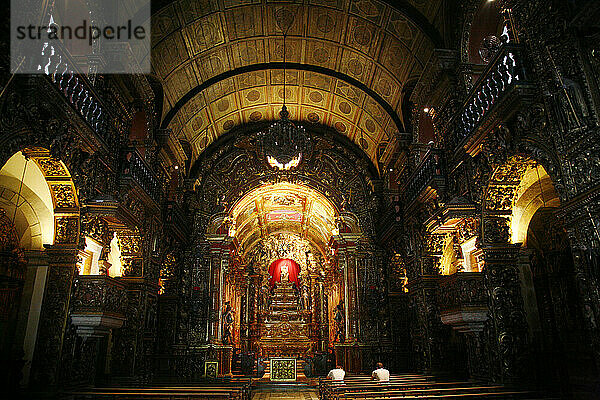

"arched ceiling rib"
[151, 0, 443, 168]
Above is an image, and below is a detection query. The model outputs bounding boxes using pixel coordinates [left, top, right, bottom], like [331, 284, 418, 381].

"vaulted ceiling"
[230, 182, 337, 253]
[151, 0, 445, 170]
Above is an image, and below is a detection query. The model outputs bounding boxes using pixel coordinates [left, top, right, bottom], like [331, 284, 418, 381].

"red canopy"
[268, 258, 300, 290]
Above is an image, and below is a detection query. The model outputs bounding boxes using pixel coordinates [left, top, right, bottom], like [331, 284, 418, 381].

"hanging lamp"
[260, 8, 308, 171]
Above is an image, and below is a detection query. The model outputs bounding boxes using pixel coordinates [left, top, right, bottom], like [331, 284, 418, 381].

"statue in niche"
[298, 283, 310, 311]
[551, 65, 590, 130]
[259, 285, 270, 313]
[334, 301, 345, 343]
[281, 263, 290, 282]
[222, 301, 234, 345]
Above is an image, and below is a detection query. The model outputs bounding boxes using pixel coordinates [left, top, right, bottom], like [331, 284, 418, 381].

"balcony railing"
[70, 275, 127, 336]
[121, 149, 162, 204]
[438, 272, 487, 311]
[438, 272, 488, 333]
[38, 39, 109, 141]
[402, 149, 445, 207]
[447, 44, 531, 150]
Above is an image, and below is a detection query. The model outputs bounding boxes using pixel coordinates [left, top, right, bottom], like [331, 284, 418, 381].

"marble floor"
[251, 388, 319, 400]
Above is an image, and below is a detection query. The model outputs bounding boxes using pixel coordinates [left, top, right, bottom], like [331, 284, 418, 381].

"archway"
[483, 154, 597, 392]
[0, 148, 80, 388]
[225, 182, 340, 361]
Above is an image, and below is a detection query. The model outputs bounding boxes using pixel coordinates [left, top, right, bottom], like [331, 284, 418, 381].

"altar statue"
[300, 283, 310, 310]
[281, 264, 289, 282]
[268, 258, 301, 289]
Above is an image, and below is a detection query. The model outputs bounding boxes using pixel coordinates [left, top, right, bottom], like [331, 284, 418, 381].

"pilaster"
[30, 244, 78, 387]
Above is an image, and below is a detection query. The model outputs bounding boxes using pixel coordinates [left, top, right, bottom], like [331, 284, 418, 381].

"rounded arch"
[150, 0, 446, 168]
[228, 182, 342, 256]
[482, 155, 560, 245]
[511, 164, 560, 244]
[190, 124, 379, 239]
[0, 148, 80, 250]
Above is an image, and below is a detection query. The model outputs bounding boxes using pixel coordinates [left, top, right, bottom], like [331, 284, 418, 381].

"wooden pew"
[319, 373, 557, 400]
[332, 385, 506, 399]
[319, 374, 436, 399]
[64, 381, 251, 400]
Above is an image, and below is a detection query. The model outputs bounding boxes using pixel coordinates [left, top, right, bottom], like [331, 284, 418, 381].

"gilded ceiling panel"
[230, 182, 337, 251]
[306, 7, 345, 42]
[345, 15, 381, 57]
[152, 3, 181, 43]
[338, 49, 377, 89]
[178, 0, 219, 24]
[154, 32, 189, 79]
[231, 39, 268, 68]
[152, 0, 443, 168]
[182, 13, 226, 56]
[349, 0, 386, 25]
[164, 63, 199, 106]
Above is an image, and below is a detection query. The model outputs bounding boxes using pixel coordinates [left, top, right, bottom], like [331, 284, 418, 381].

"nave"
[2, 0, 600, 399]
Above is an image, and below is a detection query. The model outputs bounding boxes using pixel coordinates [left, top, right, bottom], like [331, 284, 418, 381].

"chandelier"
[260, 10, 308, 171]
[262, 105, 308, 170]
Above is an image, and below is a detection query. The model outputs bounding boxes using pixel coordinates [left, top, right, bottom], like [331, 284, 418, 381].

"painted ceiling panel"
[230, 182, 337, 251]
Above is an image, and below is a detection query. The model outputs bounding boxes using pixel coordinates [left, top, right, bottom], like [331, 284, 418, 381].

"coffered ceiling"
[151, 0, 444, 170]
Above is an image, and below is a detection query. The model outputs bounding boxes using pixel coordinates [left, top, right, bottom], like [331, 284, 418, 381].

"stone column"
[205, 235, 232, 375]
[481, 243, 529, 383]
[207, 237, 225, 344]
[337, 234, 361, 342]
[30, 244, 78, 387]
[406, 275, 442, 374]
[13, 250, 48, 386]
[331, 234, 363, 372]
[558, 203, 600, 370]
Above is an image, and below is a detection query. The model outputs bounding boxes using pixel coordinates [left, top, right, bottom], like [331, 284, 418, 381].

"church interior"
[1, 0, 600, 399]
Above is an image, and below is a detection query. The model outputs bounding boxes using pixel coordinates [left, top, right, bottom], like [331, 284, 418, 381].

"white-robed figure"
[280, 263, 289, 282]
[326, 365, 345, 384]
[371, 362, 390, 383]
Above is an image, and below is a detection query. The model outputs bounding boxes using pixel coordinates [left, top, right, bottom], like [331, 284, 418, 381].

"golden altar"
[257, 281, 314, 357]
